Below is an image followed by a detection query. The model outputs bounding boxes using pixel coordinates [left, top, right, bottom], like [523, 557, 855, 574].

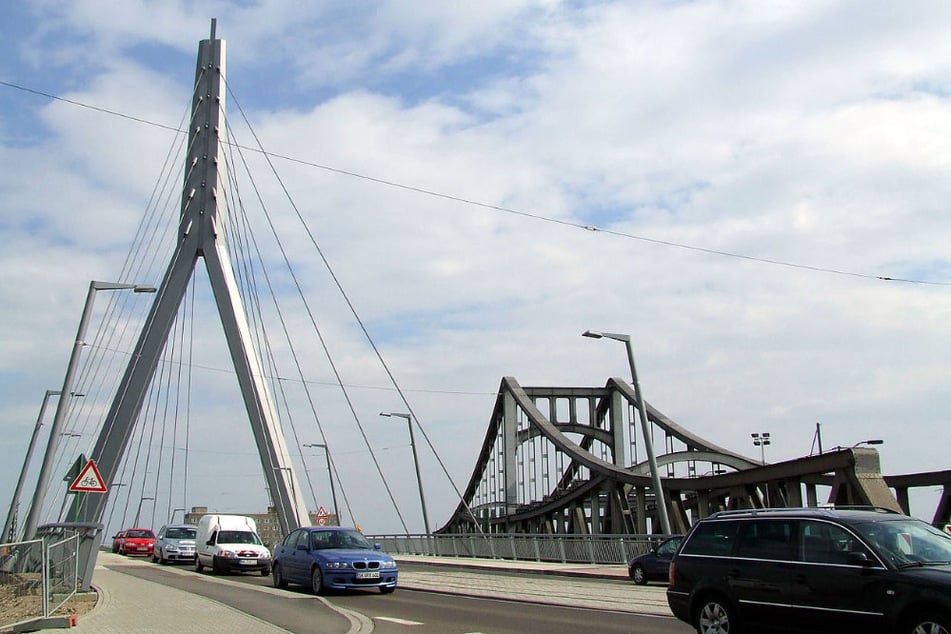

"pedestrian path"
[67, 552, 290, 633]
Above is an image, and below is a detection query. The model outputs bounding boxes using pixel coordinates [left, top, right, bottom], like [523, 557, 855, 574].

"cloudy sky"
[2, 1, 949, 537]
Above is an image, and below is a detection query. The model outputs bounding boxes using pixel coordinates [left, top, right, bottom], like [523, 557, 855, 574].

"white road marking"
[375, 616, 425, 625]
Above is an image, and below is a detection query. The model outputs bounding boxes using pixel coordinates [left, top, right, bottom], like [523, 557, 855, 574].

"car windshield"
[311, 530, 372, 550]
[218, 530, 261, 545]
[126, 530, 154, 538]
[854, 519, 951, 567]
[166, 527, 196, 539]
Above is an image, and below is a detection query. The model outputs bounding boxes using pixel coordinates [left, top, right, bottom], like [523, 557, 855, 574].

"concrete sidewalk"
[66, 552, 291, 634]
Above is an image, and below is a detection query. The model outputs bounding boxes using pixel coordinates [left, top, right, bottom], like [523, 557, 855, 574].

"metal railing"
[0, 530, 80, 632]
[369, 533, 667, 565]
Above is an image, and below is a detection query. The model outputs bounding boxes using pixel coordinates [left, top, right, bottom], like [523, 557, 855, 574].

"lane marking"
[376, 616, 425, 625]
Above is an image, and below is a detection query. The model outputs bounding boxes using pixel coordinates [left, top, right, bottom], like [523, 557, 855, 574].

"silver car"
[153, 524, 198, 564]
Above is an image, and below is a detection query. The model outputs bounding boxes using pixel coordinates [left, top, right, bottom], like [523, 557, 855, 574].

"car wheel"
[260, 567, 270, 577]
[272, 564, 287, 588]
[631, 564, 647, 585]
[905, 611, 951, 634]
[195, 557, 204, 573]
[694, 594, 738, 634]
[311, 567, 324, 595]
[152, 551, 159, 564]
[380, 585, 395, 594]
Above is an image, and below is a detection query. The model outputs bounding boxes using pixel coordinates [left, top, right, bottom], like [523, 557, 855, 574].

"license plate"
[355, 571, 380, 579]
[240, 559, 256, 565]
[137, 547, 148, 551]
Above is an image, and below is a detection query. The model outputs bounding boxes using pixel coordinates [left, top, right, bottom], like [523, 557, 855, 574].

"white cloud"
[1, 1, 949, 536]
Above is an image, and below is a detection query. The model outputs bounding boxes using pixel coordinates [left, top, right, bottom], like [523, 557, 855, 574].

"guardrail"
[0, 531, 80, 632]
[370, 533, 667, 565]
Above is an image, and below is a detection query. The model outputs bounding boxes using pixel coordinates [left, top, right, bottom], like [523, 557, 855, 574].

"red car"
[118, 528, 156, 556]
[111, 530, 126, 553]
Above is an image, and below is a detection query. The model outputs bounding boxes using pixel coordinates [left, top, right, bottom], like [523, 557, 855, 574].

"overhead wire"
[1, 79, 944, 286]
[223, 84, 409, 531]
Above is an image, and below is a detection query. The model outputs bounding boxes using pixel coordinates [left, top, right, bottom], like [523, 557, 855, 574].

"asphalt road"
[116, 561, 693, 634]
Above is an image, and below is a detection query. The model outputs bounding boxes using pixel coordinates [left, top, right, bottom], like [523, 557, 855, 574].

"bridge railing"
[369, 533, 667, 565]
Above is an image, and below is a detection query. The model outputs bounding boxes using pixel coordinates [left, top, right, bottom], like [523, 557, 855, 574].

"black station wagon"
[666, 507, 951, 634]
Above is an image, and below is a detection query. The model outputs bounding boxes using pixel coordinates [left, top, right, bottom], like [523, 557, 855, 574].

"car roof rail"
[707, 505, 904, 520]
[826, 505, 904, 514]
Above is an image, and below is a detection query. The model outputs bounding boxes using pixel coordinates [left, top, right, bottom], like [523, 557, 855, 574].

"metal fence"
[0, 531, 79, 632]
[370, 533, 666, 565]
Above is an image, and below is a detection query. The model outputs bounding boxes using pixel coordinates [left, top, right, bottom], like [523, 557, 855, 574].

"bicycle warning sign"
[68, 459, 108, 493]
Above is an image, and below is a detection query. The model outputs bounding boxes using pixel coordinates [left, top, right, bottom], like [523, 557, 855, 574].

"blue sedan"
[271, 527, 398, 594]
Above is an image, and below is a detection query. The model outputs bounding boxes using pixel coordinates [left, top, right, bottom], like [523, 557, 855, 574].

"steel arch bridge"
[437, 376, 931, 535]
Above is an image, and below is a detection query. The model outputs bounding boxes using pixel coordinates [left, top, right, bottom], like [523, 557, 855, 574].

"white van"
[194, 514, 271, 576]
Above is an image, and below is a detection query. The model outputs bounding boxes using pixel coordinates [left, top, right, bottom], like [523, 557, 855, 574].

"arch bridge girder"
[439, 376, 906, 535]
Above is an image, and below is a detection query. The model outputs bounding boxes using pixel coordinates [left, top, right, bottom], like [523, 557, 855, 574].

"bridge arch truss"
[439, 376, 914, 535]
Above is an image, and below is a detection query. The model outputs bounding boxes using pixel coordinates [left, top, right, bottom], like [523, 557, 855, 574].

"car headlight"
[325, 561, 351, 569]
[219, 550, 237, 558]
[259, 552, 271, 559]
[166, 545, 179, 552]
[380, 560, 397, 569]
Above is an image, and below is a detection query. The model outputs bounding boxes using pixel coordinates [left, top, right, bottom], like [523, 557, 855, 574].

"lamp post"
[582, 330, 671, 535]
[3, 390, 62, 541]
[23, 281, 156, 540]
[751, 432, 771, 465]
[852, 439, 884, 448]
[134, 496, 155, 527]
[303, 443, 339, 525]
[752, 432, 771, 507]
[380, 412, 431, 535]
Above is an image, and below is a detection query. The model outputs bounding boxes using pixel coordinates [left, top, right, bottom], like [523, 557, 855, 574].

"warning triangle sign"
[68, 459, 108, 493]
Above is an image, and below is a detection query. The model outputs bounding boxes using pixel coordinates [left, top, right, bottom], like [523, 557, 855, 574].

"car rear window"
[126, 530, 154, 538]
[681, 521, 738, 556]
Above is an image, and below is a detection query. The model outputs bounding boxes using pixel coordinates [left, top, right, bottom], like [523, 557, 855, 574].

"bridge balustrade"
[371, 533, 661, 565]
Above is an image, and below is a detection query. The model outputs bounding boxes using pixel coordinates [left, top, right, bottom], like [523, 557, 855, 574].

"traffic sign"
[315, 505, 329, 526]
[63, 454, 88, 482]
[68, 459, 108, 493]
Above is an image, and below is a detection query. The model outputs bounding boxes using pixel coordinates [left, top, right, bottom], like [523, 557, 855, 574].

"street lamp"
[582, 330, 671, 535]
[23, 280, 156, 540]
[380, 412, 431, 535]
[752, 432, 771, 507]
[751, 432, 771, 465]
[3, 390, 62, 541]
[134, 496, 155, 527]
[303, 443, 339, 525]
[852, 439, 884, 448]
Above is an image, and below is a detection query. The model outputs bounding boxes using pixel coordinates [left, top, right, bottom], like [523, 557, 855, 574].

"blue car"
[271, 527, 398, 594]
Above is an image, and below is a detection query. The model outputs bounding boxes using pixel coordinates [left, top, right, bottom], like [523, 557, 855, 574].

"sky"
[1, 1, 950, 538]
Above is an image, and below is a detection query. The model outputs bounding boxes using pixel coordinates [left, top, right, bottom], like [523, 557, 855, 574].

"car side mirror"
[847, 552, 874, 567]
[374, 543, 382, 550]
[206, 539, 214, 546]
[296, 543, 310, 551]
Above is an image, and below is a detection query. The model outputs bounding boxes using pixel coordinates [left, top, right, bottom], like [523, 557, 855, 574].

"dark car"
[666, 506, 951, 634]
[628, 534, 683, 585]
[271, 527, 398, 595]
